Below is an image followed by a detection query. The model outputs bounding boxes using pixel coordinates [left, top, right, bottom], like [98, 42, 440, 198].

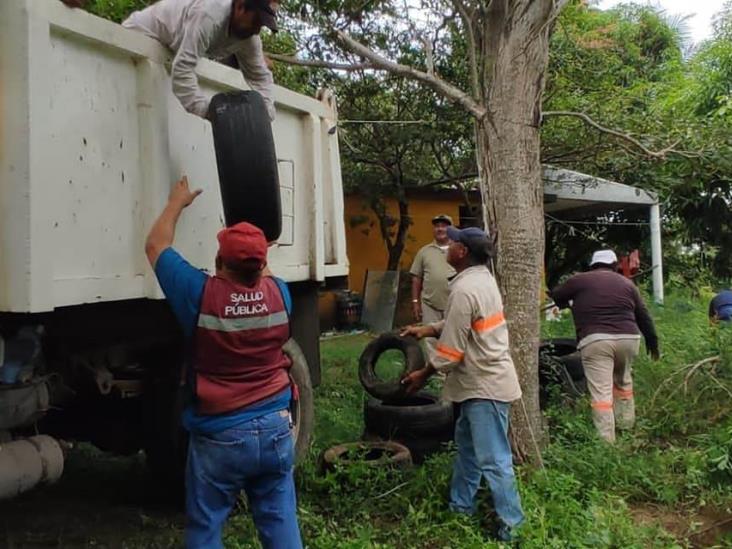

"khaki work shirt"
[430, 265, 522, 403]
[123, 0, 275, 120]
[410, 242, 455, 311]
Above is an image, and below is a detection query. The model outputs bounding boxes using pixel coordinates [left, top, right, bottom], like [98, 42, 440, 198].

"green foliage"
[544, 1, 732, 283]
[82, 0, 153, 22]
[277, 295, 732, 547]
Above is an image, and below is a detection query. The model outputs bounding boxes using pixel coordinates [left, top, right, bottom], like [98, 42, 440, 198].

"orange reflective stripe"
[591, 400, 613, 411]
[436, 343, 464, 362]
[613, 386, 634, 399]
[472, 311, 506, 333]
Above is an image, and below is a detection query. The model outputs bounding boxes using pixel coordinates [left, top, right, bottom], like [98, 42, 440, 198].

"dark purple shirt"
[550, 268, 658, 350]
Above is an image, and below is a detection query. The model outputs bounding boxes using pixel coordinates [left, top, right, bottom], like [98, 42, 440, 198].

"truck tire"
[284, 339, 314, 461]
[209, 90, 281, 241]
[358, 333, 424, 401]
[363, 392, 454, 463]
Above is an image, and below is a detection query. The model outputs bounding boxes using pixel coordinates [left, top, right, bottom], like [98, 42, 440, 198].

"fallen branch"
[334, 30, 487, 120]
[688, 516, 732, 539]
[542, 111, 700, 159]
[267, 52, 373, 71]
[684, 355, 721, 392]
[650, 355, 721, 410]
[372, 481, 409, 500]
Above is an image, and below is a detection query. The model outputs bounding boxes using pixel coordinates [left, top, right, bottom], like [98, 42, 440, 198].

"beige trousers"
[580, 338, 640, 443]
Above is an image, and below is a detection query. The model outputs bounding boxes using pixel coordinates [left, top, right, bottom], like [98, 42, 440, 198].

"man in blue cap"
[401, 226, 524, 542]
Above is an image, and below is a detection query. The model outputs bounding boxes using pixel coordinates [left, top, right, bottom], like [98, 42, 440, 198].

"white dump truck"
[0, 0, 348, 498]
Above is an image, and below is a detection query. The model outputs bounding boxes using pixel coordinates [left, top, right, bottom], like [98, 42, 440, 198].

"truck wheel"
[284, 339, 314, 462]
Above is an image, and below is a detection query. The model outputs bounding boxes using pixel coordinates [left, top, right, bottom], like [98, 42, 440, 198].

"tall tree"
[278, 0, 577, 457]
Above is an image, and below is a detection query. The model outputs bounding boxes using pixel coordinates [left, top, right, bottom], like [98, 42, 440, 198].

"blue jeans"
[450, 399, 524, 532]
[185, 409, 303, 549]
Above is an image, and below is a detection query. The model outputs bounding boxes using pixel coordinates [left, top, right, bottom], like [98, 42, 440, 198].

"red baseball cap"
[217, 222, 267, 265]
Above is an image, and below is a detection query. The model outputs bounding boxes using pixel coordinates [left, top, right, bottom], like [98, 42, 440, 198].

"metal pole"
[650, 203, 664, 304]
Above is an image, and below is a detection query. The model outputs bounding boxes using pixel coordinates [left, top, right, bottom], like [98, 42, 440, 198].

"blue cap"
[446, 226, 488, 242]
[446, 226, 493, 260]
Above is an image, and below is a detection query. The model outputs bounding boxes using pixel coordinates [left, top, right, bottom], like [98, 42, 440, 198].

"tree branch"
[420, 172, 479, 188]
[542, 111, 700, 159]
[334, 30, 487, 119]
[449, 0, 481, 97]
[267, 52, 373, 71]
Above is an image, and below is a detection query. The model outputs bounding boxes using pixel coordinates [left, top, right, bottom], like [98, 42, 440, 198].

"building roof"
[348, 166, 659, 217]
[543, 166, 658, 216]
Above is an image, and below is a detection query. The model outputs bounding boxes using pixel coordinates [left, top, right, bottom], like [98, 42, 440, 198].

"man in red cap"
[145, 176, 302, 549]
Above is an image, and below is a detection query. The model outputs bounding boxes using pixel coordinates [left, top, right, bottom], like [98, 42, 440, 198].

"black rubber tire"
[358, 333, 425, 401]
[538, 338, 586, 405]
[363, 392, 454, 462]
[560, 352, 585, 382]
[284, 339, 314, 462]
[539, 338, 579, 358]
[209, 91, 281, 241]
[321, 441, 412, 472]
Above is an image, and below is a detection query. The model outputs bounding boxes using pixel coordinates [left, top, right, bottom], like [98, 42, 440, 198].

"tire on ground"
[539, 338, 586, 406]
[364, 392, 454, 462]
[358, 333, 425, 401]
[321, 441, 412, 472]
[209, 90, 281, 241]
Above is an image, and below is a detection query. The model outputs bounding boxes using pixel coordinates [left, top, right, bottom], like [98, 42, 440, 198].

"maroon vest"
[193, 276, 291, 415]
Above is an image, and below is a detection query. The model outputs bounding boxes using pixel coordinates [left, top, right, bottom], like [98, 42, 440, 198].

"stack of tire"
[358, 334, 455, 463]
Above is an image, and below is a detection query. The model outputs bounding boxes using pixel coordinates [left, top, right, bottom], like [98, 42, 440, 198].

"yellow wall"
[317, 193, 463, 331]
[344, 195, 463, 294]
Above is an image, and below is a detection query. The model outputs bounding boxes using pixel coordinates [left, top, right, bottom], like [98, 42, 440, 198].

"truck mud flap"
[209, 91, 282, 241]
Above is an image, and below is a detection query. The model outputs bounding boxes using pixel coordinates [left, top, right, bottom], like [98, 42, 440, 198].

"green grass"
[5, 291, 732, 547]
[277, 290, 732, 548]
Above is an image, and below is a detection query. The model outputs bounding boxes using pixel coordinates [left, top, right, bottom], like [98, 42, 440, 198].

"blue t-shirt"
[154, 247, 292, 434]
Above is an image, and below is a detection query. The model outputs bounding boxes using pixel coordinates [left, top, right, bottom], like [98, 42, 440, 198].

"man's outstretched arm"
[145, 176, 202, 267]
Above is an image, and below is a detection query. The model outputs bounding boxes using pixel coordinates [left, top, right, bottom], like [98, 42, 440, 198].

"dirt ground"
[0, 445, 185, 548]
[633, 503, 732, 548]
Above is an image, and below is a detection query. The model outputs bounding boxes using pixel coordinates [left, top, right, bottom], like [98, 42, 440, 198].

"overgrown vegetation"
[5, 291, 732, 547]
[208, 291, 732, 547]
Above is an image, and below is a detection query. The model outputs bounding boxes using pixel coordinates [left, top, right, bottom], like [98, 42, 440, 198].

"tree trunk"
[386, 199, 411, 271]
[477, 9, 554, 459]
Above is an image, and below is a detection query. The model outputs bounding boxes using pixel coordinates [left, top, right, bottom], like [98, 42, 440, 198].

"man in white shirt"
[62, 0, 277, 121]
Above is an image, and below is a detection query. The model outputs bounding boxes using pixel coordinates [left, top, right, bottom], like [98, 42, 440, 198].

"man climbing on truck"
[145, 177, 302, 549]
[61, 0, 277, 121]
